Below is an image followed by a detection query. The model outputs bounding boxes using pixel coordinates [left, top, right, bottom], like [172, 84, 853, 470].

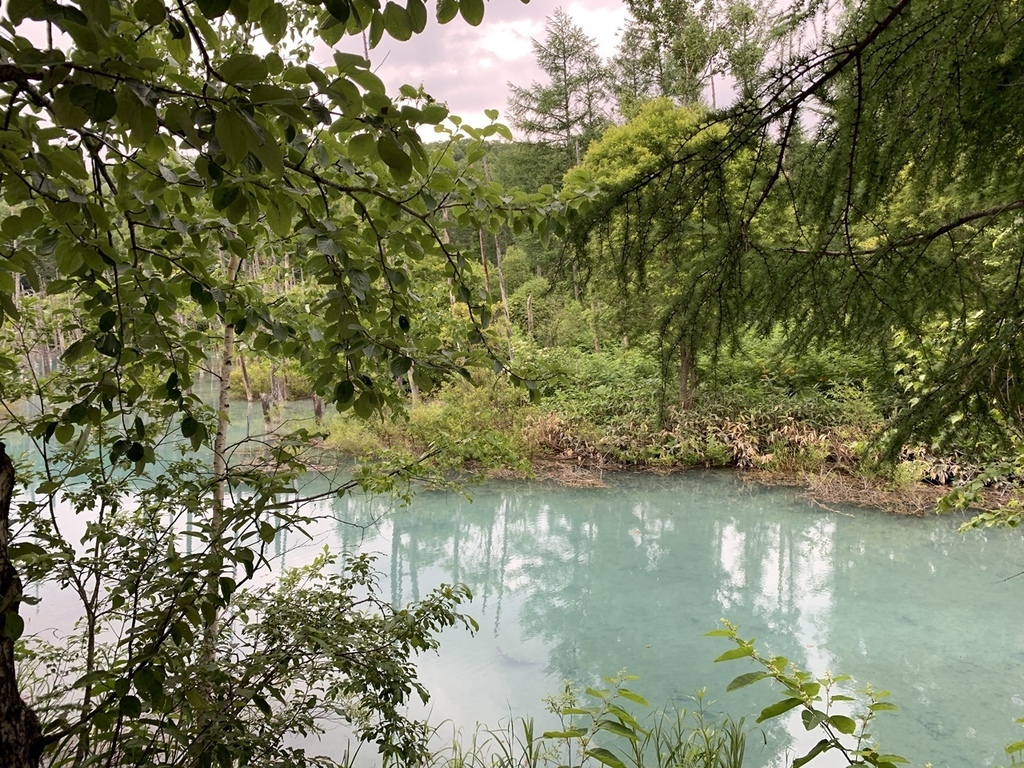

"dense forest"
[1, 0, 1023, 766]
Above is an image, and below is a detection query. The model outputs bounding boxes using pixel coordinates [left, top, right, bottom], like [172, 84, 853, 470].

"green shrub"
[401, 373, 532, 471]
[708, 329, 888, 395]
[509, 281, 593, 349]
[321, 413, 379, 456]
[229, 358, 313, 400]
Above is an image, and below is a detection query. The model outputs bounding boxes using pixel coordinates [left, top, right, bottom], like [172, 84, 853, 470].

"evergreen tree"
[507, 8, 609, 171]
[572, 0, 1024, 444]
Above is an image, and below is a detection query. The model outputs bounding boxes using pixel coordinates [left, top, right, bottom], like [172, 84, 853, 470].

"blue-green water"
[11, 401, 1024, 767]
[293, 472, 1024, 768]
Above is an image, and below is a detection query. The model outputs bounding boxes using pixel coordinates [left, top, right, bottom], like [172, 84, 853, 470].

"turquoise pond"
[12, 415, 1024, 767]
[270, 470, 1023, 767]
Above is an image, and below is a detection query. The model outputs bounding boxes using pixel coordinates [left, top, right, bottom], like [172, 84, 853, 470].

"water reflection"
[306, 473, 1024, 768]
[16, 461, 1024, 768]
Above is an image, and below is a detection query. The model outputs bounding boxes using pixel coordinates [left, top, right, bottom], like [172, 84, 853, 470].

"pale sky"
[327, 0, 630, 130]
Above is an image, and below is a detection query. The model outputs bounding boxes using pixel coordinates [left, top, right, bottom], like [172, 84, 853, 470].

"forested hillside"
[1, 0, 1022, 766]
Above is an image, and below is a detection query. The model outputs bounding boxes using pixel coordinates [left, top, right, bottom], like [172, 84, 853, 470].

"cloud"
[315, 0, 628, 129]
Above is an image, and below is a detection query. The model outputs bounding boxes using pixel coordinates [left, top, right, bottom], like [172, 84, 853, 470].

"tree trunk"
[526, 294, 535, 339]
[207, 252, 242, 657]
[0, 444, 43, 768]
[406, 369, 420, 407]
[678, 343, 695, 410]
[478, 229, 491, 295]
[238, 353, 255, 402]
[259, 393, 273, 432]
[277, 367, 289, 404]
[480, 157, 510, 360]
[493, 235, 514, 364]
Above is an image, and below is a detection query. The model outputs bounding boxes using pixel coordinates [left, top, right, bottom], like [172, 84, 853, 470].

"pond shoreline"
[484, 456, 1020, 517]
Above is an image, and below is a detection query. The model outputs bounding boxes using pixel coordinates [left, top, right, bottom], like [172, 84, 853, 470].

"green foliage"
[709, 331, 887, 399]
[399, 374, 532, 471]
[567, 99, 766, 408]
[229, 357, 314, 400]
[13, 450, 477, 767]
[497, 246, 535, 296]
[508, 281, 592, 349]
[538, 674, 745, 768]
[513, 345, 884, 471]
[571, 0, 1024, 451]
[1004, 718, 1024, 768]
[708, 621, 907, 768]
[507, 9, 608, 170]
[612, 0, 770, 111]
[322, 372, 533, 472]
[430, 675, 746, 768]
[0, 0, 572, 760]
[322, 412, 381, 456]
[531, 348, 662, 432]
[935, 455, 1024, 530]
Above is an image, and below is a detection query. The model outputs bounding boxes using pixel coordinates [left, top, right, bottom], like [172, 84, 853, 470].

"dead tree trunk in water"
[0, 443, 43, 768]
[238, 353, 255, 402]
[259, 393, 273, 431]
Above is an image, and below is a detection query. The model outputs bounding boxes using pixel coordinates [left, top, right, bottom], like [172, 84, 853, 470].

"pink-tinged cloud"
[321, 0, 629, 130]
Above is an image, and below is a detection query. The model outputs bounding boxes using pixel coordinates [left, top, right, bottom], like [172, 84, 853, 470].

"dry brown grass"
[749, 469, 1024, 516]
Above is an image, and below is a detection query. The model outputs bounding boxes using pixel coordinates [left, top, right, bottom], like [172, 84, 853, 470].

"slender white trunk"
[207, 252, 242, 654]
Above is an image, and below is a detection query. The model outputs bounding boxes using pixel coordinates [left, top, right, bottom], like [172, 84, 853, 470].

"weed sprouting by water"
[423, 674, 746, 768]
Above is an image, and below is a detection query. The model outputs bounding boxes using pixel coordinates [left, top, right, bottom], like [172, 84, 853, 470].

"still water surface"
[272, 470, 1023, 768]
[12, 401, 1024, 768]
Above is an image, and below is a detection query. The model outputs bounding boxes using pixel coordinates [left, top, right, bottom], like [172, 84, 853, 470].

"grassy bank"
[313, 347, 1023, 517]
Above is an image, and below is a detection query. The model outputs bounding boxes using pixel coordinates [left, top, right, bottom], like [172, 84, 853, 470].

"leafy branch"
[707, 620, 906, 768]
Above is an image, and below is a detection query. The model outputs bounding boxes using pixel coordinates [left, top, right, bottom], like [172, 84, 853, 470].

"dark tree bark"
[0, 443, 43, 767]
[678, 343, 695, 410]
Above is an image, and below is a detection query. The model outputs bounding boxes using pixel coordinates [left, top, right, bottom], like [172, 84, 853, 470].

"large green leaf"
[714, 645, 753, 662]
[382, 1, 411, 40]
[377, 133, 412, 182]
[251, 135, 284, 177]
[197, 0, 231, 19]
[828, 714, 857, 735]
[436, 0, 457, 24]
[69, 84, 118, 122]
[215, 109, 253, 164]
[132, 0, 166, 24]
[585, 748, 627, 768]
[459, 0, 483, 26]
[406, 0, 425, 32]
[220, 53, 269, 84]
[726, 671, 767, 691]
[323, 0, 349, 23]
[756, 697, 803, 723]
[117, 85, 158, 146]
[260, 2, 288, 43]
[792, 740, 831, 768]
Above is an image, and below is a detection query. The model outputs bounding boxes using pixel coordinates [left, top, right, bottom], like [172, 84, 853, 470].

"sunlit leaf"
[756, 697, 802, 723]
